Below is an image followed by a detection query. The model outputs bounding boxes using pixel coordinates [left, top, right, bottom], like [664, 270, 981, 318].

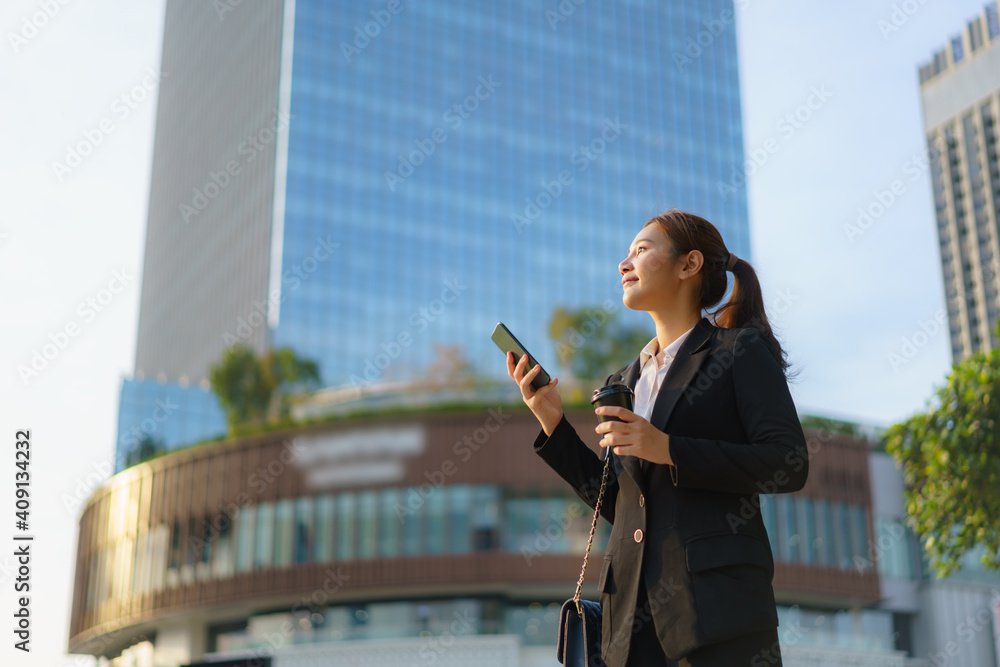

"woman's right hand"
[506, 352, 563, 436]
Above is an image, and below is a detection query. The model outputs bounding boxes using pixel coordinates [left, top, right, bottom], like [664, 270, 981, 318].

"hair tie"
[726, 252, 738, 271]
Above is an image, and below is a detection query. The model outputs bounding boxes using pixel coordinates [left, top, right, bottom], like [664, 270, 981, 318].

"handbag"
[557, 452, 612, 667]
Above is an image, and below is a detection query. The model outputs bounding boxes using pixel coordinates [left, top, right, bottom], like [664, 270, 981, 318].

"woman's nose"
[619, 258, 631, 275]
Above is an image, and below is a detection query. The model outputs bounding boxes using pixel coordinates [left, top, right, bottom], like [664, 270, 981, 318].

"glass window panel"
[448, 485, 471, 554]
[336, 492, 356, 560]
[379, 489, 400, 557]
[255, 503, 275, 569]
[357, 490, 377, 559]
[294, 497, 315, 565]
[236, 506, 255, 572]
[315, 495, 334, 563]
[834, 502, 850, 569]
[425, 487, 446, 555]
[797, 497, 814, 565]
[274, 499, 294, 568]
[211, 513, 233, 578]
[400, 487, 421, 556]
[471, 485, 499, 550]
[811, 499, 828, 566]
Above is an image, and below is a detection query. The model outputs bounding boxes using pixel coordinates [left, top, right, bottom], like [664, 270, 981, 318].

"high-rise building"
[112, 0, 752, 471]
[918, 1, 1000, 361]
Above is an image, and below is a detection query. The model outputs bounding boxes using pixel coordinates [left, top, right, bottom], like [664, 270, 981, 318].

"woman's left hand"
[595, 406, 673, 465]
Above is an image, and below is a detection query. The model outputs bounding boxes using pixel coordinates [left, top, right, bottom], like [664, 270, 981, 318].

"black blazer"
[532, 316, 808, 663]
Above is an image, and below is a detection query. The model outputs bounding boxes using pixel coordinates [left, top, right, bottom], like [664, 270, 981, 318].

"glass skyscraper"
[115, 0, 751, 471]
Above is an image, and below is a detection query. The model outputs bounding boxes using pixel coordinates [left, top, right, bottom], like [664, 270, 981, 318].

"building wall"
[132, 0, 285, 382]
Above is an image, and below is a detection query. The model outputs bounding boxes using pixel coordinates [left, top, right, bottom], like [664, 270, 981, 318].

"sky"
[0, 0, 995, 664]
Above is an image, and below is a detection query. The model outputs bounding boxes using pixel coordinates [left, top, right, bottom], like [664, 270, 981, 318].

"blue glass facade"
[274, 0, 750, 388]
[116, 0, 750, 471]
[115, 378, 227, 472]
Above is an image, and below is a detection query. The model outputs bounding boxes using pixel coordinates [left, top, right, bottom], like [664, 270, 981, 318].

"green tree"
[209, 344, 320, 432]
[882, 320, 1000, 577]
[124, 434, 164, 468]
[548, 305, 650, 384]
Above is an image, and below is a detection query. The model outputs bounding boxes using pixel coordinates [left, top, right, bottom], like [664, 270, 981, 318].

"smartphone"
[491, 322, 552, 390]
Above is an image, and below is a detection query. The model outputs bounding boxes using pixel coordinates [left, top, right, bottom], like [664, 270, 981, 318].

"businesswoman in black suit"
[506, 209, 808, 666]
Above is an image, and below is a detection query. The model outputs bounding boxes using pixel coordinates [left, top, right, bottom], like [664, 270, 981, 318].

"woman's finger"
[517, 363, 539, 394]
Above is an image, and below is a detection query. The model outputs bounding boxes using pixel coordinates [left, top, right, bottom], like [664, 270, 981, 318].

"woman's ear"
[680, 249, 704, 276]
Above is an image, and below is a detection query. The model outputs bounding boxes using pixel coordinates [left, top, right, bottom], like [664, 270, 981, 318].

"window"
[400, 488, 421, 555]
[425, 487, 446, 554]
[448, 485, 471, 553]
[797, 497, 815, 565]
[357, 490, 377, 559]
[951, 36, 964, 64]
[336, 492, 356, 560]
[379, 488, 399, 557]
[236, 505, 255, 572]
[274, 499, 294, 567]
[986, 4, 1000, 40]
[254, 503, 275, 568]
[315, 495, 334, 562]
[211, 513, 233, 577]
[471, 485, 499, 550]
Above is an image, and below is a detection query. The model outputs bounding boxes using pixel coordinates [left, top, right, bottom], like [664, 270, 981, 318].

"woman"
[506, 209, 808, 666]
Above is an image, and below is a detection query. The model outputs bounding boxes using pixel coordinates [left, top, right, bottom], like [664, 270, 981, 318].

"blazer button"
[634, 529, 643, 543]
[638, 494, 644, 507]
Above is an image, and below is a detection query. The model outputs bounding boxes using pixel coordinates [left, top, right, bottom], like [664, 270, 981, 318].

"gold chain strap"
[573, 453, 612, 617]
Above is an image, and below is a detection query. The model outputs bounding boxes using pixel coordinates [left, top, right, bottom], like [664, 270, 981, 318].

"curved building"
[69, 403, 921, 666]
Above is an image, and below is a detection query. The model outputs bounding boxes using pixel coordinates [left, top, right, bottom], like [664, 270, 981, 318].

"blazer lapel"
[607, 317, 716, 493]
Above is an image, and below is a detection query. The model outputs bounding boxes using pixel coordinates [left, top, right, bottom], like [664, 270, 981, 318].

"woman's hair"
[643, 208, 797, 380]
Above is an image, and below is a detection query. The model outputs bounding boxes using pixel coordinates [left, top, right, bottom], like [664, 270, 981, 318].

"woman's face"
[619, 224, 692, 312]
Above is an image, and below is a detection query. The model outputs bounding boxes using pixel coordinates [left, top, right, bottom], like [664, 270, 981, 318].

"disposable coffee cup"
[591, 383, 634, 423]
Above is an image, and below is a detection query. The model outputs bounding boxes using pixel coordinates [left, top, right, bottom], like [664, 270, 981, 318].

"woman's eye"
[636, 247, 646, 254]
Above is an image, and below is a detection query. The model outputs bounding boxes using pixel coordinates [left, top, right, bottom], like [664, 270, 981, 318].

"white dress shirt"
[632, 324, 696, 423]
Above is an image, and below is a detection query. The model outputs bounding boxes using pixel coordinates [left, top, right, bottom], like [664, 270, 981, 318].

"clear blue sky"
[1, 0, 993, 664]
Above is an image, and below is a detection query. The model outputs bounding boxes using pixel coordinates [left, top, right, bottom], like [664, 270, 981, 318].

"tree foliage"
[547, 305, 650, 383]
[882, 320, 1000, 577]
[209, 344, 321, 432]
